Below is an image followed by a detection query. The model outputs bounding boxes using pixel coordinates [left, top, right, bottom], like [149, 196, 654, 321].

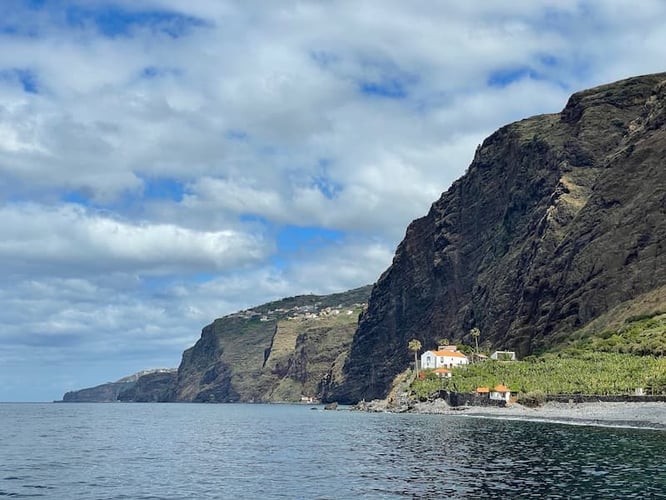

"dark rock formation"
[61, 369, 175, 402]
[62, 381, 134, 402]
[323, 72, 666, 403]
[118, 370, 177, 402]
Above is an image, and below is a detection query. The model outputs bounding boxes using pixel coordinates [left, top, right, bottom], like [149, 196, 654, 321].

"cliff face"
[62, 369, 175, 402]
[323, 73, 666, 403]
[117, 371, 177, 402]
[61, 287, 370, 403]
[62, 381, 134, 402]
[170, 285, 371, 402]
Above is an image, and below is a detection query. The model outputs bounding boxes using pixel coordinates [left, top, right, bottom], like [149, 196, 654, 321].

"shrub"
[624, 311, 664, 324]
[517, 390, 546, 407]
[410, 377, 444, 401]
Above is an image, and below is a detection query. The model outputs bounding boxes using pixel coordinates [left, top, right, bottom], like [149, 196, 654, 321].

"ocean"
[1, 403, 664, 499]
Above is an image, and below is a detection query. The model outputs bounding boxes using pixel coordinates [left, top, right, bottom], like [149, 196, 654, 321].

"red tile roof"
[431, 350, 467, 358]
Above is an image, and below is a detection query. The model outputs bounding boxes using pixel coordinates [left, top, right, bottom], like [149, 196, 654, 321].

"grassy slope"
[544, 285, 666, 350]
[251, 285, 372, 314]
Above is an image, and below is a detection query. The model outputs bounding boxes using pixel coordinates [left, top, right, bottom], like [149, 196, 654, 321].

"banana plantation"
[437, 352, 666, 395]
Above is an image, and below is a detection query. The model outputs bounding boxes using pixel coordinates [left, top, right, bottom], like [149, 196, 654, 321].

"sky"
[1, 0, 665, 401]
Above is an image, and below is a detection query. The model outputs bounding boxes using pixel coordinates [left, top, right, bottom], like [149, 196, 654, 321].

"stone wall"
[440, 391, 506, 407]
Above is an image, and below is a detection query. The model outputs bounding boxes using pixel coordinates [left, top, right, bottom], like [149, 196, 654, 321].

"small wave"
[0, 491, 45, 498]
[461, 413, 665, 431]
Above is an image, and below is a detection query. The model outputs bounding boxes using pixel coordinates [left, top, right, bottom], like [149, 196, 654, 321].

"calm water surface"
[1, 403, 665, 499]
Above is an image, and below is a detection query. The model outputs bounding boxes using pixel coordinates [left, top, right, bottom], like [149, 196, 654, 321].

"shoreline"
[408, 400, 666, 430]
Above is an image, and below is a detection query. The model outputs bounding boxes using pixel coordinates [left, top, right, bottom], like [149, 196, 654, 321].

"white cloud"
[0, 203, 269, 277]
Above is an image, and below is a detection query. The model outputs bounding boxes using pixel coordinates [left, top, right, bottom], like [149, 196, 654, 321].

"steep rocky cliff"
[61, 286, 370, 403]
[62, 380, 134, 402]
[170, 285, 371, 402]
[117, 370, 177, 402]
[323, 73, 666, 403]
[62, 369, 175, 402]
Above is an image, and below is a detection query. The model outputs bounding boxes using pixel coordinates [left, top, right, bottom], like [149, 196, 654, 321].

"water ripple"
[0, 403, 664, 498]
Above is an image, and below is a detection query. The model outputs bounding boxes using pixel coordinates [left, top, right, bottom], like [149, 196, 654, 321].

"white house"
[420, 349, 469, 370]
[489, 384, 512, 403]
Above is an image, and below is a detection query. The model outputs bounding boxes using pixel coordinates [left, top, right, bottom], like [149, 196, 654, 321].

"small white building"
[420, 349, 469, 370]
[490, 351, 516, 361]
[489, 384, 512, 403]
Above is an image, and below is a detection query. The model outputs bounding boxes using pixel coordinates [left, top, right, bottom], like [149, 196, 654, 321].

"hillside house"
[420, 348, 469, 370]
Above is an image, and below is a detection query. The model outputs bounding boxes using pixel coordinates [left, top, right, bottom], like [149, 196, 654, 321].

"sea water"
[1, 403, 664, 499]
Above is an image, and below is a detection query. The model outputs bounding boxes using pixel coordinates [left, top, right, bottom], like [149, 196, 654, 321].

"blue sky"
[1, 0, 665, 401]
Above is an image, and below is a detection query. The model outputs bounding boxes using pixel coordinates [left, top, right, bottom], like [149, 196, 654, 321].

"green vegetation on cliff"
[411, 352, 666, 398]
[555, 311, 666, 357]
[410, 313, 666, 399]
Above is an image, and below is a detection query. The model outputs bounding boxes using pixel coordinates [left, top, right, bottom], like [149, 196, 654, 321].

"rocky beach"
[409, 400, 666, 430]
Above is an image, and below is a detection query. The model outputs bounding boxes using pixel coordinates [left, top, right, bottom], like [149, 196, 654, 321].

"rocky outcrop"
[61, 369, 175, 402]
[323, 72, 666, 403]
[62, 381, 134, 402]
[118, 370, 177, 402]
[170, 285, 371, 402]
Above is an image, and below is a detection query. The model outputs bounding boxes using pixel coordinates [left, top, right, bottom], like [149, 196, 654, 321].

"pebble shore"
[409, 400, 666, 430]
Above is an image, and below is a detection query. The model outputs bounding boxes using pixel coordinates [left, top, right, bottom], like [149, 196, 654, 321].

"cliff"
[170, 285, 371, 402]
[61, 369, 176, 402]
[117, 370, 177, 402]
[61, 286, 371, 403]
[323, 72, 666, 403]
[62, 380, 134, 402]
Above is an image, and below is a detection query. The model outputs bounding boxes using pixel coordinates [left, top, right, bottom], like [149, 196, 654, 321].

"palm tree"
[408, 339, 422, 375]
[470, 328, 481, 356]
